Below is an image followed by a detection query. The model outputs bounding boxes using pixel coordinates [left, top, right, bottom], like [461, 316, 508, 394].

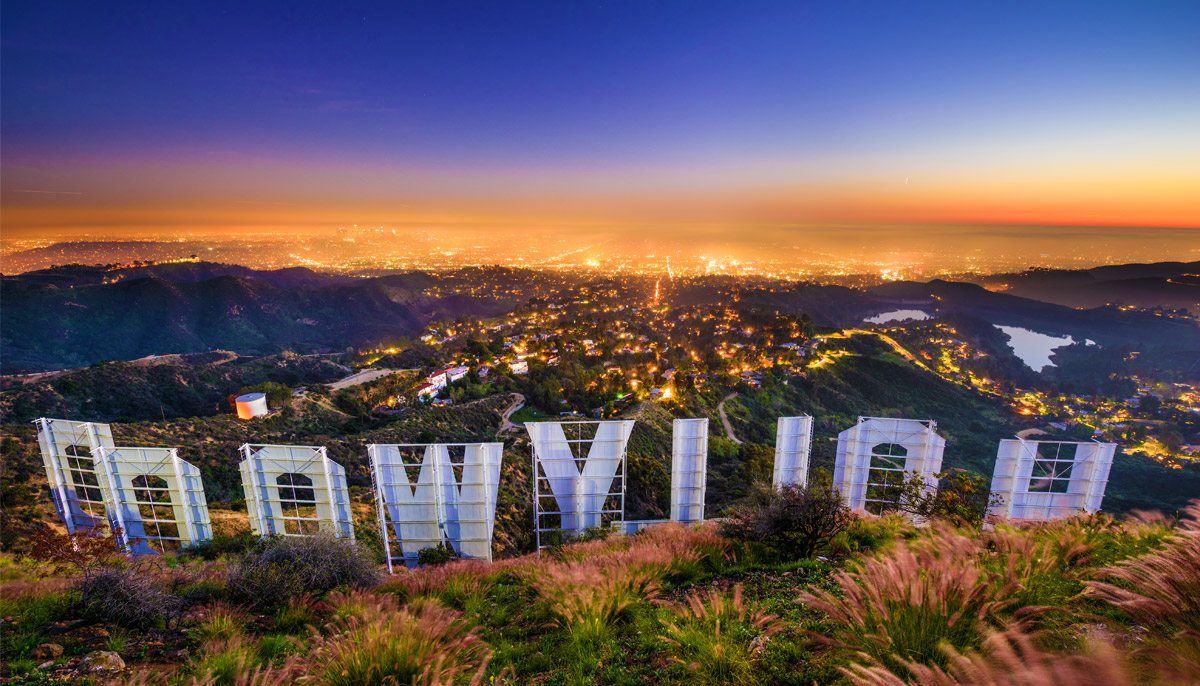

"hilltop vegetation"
[1, 502, 1197, 685]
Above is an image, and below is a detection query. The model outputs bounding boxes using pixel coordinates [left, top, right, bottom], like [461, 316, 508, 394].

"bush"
[226, 535, 381, 607]
[720, 481, 853, 560]
[416, 542, 458, 566]
[74, 566, 183, 629]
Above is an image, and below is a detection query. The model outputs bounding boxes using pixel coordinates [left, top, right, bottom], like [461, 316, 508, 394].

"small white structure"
[35, 418, 212, 553]
[368, 443, 503, 571]
[238, 444, 354, 538]
[988, 439, 1116, 521]
[95, 446, 212, 553]
[528, 420, 634, 552]
[833, 417, 946, 514]
[235, 392, 269, 420]
[510, 360, 529, 375]
[670, 418, 708, 524]
[773, 415, 814, 489]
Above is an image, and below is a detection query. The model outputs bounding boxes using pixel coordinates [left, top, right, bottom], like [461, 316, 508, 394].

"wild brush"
[797, 526, 1016, 674]
[226, 534, 381, 607]
[111, 653, 304, 685]
[634, 521, 732, 573]
[295, 590, 492, 686]
[659, 584, 785, 686]
[840, 626, 1134, 686]
[74, 565, 183, 629]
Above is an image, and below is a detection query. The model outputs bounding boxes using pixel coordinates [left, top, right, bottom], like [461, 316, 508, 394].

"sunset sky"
[2, 1, 1198, 243]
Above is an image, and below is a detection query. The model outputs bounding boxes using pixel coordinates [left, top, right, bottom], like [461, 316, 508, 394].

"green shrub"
[226, 534, 381, 607]
[720, 481, 853, 560]
[183, 533, 259, 561]
[416, 542, 458, 566]
[191, 601, 251, 643]
[829, 513, 912, 556]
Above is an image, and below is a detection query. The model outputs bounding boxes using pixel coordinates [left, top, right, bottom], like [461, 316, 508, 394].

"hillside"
[0, 353, 347, 424]
[0, 274, 512, 371]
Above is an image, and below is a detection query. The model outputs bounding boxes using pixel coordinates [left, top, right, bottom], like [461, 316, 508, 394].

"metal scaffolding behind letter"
[988, 439, 1115, 521]
[773, 415, 814, 489]
[528, 420, 634, 554]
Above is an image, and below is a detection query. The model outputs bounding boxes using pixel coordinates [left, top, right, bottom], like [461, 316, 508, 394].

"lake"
[996, 325, 1093, 372]
[864, 309, 931, 325]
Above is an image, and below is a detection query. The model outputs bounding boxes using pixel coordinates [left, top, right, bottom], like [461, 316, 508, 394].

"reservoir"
[996, 325, 1093, 372]
[864, 309, 931, 325]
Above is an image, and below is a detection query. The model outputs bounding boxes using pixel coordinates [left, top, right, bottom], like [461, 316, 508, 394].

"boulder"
[78, 651, 125, 674]
[32, 643, 63, 659]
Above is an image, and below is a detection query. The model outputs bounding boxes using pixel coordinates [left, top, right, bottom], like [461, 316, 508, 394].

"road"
[841, 328, 936, 374]
[717, 393, 743, 444]
[836, 328, 1004, 398]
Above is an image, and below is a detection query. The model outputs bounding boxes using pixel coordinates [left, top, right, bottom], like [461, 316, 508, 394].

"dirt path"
[496, 393, 526, 436]
[717, 392, 743, 444]
[329, 368, 401, 390]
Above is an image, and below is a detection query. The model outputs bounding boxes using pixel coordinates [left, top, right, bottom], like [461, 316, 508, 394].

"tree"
[888, 470, 999, 528]
[719, 480, 853, 559]
[28, 526, 126, 581]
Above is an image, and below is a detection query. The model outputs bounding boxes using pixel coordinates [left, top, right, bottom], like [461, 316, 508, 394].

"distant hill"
[866, 279, 1200, 349]
[0, 274, 512, 372]
[976, 261, 1200, 314]
[3, 261, 354, 289]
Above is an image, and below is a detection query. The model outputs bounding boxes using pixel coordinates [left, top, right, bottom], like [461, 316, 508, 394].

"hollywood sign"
[36, 415, 1115, 564]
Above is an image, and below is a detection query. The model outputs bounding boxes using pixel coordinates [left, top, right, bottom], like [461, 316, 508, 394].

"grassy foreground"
[1, 503, 1198, 685]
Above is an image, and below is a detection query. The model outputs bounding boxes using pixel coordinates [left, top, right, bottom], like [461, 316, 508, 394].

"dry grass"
[797, 526, 1017, 673]
[295, 590, 492, 686]
[528, 556, 665, 645]
[191, 600, 251, 642]
[840, 627, 1134, 686]
[1084, 500, 1200, 682]
[1085, 501, 1200, 633]
[659, 584, 785, 686]
[378, 559, 501, 601]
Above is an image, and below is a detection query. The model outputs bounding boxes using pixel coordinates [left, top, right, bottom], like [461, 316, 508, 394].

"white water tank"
[235, 392, 269, 420]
